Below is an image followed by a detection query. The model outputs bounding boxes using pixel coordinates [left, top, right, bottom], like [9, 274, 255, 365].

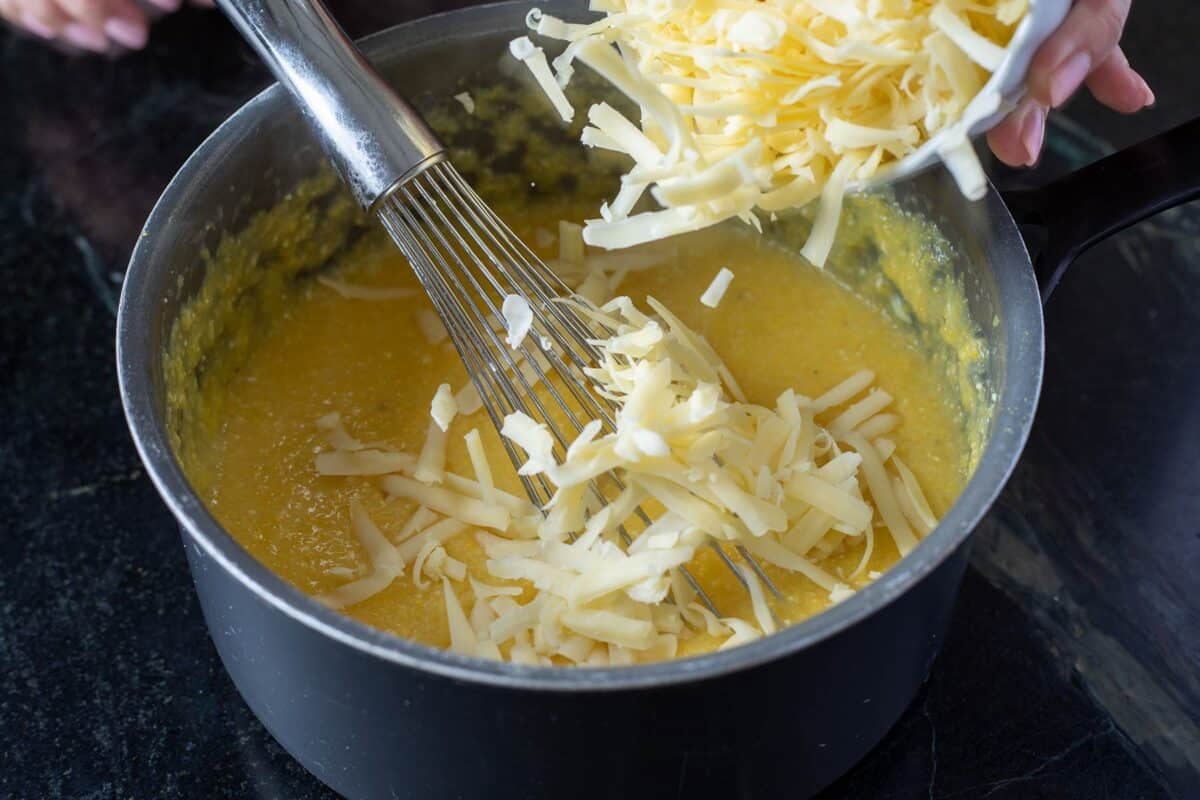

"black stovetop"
[2, 3, 1197, 798]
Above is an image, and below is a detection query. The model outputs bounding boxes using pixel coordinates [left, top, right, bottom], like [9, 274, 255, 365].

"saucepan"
[115, 2, 1200, 797]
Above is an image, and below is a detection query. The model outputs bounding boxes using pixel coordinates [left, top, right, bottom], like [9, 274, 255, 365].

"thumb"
[1028, 0, 1132, 108]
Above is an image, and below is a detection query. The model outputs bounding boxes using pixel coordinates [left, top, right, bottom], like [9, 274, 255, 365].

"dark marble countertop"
[1, 3, 1196, 798]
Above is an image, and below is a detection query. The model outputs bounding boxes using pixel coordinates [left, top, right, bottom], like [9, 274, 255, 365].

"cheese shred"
[699, 267, 734, 309]
[518, 0, 1029, 265]
[313, 288, 945, 664]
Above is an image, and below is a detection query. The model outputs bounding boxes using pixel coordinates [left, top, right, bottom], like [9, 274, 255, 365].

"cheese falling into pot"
[514, 0, 1029, 266]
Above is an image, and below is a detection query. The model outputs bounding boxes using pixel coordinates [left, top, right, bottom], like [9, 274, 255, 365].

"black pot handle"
[1000, 116, 1200, 302]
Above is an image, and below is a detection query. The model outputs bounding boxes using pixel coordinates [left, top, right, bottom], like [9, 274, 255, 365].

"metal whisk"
[218, 0, 780, 615]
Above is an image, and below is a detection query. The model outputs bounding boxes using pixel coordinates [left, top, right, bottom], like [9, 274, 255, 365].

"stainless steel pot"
[116, 3, 1200, 797]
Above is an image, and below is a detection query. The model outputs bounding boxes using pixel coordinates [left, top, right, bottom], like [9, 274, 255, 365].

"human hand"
[988, 0, 1153, 167]
[0, 0, 213, 54]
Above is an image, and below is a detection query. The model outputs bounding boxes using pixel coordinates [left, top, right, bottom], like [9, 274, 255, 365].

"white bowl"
[862, 0, 1072, 193]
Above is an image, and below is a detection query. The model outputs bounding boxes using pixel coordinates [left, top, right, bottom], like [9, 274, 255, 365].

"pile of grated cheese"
[511, 0, 1029, 266]
[313, 245, 940, 666]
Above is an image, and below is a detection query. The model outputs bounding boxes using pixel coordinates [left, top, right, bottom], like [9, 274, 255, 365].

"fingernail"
[1049, 52, 1091, 107]
[148, 0, 182, 10]
[1020, 104, 1046, 166]
[1138, 76, 1156, 108]
[104, 17, 148, 49]
[20, 12, 57, 39]
[62, 22, 108, 52]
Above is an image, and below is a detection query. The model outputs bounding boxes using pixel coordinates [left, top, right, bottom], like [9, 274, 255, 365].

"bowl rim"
[115, 0, 1046, 693]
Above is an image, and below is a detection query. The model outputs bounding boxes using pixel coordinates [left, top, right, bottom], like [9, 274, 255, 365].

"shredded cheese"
[509, 36, 575, 123]
[453, 91, 476, 115]
[430, 383, 458, 433]
[443, 578, 481, 656]
[416, 309, 449, 345]
[501, 294, 535, 350]
[699, 267, 734, 309]
[317, 276, 416, 301]
[519, 0, 1029, 265]
[829, 582, 856, 604]
[414, 418, 448, 485]
[315, 449, 414, 476]
[382, 475, 510, 532]
[464, 428, 496, 506]
[558, 221, 586, 264]
[455, 381, 483, 416]
[317, 502, 403, 609]
[314, 290, 944, 664]
[315, 411, 364, 451]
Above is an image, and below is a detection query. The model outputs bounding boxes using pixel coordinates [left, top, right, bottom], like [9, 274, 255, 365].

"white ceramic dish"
[860, 0, 1072, 195]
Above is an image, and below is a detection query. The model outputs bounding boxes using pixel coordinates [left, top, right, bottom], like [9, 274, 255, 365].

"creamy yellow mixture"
[164, 37, 992, 663]
[182, 197, 971, 658]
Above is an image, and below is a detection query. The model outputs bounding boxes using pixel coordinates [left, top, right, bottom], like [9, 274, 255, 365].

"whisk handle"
[216, 0, 445, 210]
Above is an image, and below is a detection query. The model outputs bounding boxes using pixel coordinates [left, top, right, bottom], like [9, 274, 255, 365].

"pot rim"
[116, 0, 1045, 693]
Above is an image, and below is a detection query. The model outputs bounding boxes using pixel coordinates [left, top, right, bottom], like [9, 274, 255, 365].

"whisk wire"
[379, 161, 785, 617]
[432, 167, 605, 356]
[429, 172, 600, 367]
[393, 175, 642, 564]
[407, 180, 584, 442]
[424, 169, 620, 428]
[382, 194, 549, 500]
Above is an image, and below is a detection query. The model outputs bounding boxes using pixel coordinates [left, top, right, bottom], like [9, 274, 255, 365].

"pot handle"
[1000, 116, 1200, 302]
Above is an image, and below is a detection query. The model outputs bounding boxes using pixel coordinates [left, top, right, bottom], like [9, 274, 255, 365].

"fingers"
[1027, 0, 1132, 108]
[1, 0, 69, 38]
[37, 0, 112, 51]
[101, 0, 148, 48]
[53, 0, 106, 27]
[2, 0, 210, 52]
[1085, 46, 1154, 112]
[987, 97, 1048, 167]
[13, 0, 151, 52]
[993, 0, 1150, 166]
